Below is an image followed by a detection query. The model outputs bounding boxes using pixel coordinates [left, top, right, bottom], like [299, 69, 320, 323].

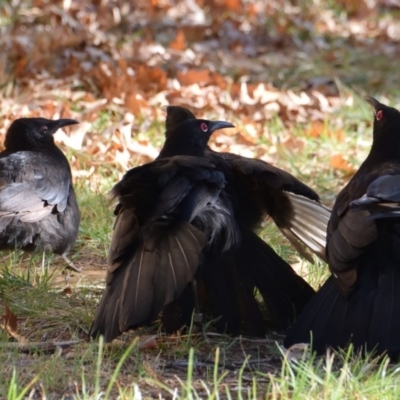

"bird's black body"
[0, 118, 80, 259]
[161, 106, 330, 335]
[89, 117, 237, 341]
[90, 108, 331, 342]
[284, 98, 400, 358]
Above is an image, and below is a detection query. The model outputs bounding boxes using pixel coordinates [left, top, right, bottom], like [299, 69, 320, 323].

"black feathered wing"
[93, 216, 205, 342]
[208, 151, 330, 262]
[0, 151, 71, 226]
[90, 156, 228, 341]
[0, 149, 78, 255]
[159, 152, 320, 336]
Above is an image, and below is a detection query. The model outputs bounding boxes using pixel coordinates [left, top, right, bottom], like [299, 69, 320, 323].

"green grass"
[268, 348, 400, 399]
[0, 98, 387, 398]
[0, 92, 395, 398]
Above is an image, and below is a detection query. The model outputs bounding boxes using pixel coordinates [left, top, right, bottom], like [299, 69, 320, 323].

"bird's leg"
[61, 253, 82, 273]
[64, 267, 70, 286]
[41, 251, 46, 273]
[191, 279, 203, 328]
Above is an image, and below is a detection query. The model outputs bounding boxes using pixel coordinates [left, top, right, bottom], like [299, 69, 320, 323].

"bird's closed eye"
[40, 125, 48, 131]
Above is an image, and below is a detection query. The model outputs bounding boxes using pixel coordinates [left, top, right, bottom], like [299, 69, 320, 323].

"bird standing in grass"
[90, 107, 330, 342]
[0, 117, 80, 270]
[161, 106, 330, 335]
[284, 97, 400, 358]
[89, 116, 236, 341]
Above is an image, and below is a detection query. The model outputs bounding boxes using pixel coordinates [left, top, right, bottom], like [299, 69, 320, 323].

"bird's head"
[159, 117, 234, 158]
[165, 106, 196, 134]
[4, 118, 78, 151]
[365, 96, 400, 143]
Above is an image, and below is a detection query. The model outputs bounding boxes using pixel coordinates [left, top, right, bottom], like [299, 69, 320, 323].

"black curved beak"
[50, 119, 79, 134]
[208, 120, 235, 133]
[365, 96, 382, 111]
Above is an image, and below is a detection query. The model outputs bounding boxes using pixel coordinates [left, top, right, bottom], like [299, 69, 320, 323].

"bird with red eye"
[284, 97, 400, 359]
[90, 112, 235, 341]
[158, 118, 233, 158]
[200, 122, 208, 132]
[364, 96, 400, 143]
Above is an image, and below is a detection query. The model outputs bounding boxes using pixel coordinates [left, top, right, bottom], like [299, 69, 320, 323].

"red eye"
[376, 110, 383, 121]
[200, 122, 208, 132]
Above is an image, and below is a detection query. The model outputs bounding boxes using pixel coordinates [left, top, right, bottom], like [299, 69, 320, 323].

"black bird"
[161, 106, 330, 335]
[284, 97, 400, 358]
[89, 117, 236, 341]
[0, 117, 80, 270]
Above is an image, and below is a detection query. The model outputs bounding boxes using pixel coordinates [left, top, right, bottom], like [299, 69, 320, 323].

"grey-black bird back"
[0, 117, 80, 268]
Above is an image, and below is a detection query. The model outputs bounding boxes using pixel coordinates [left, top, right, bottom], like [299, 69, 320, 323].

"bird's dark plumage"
[161, 106, 330, 335]
[89, 117, 237, 341]
[284, 97, 400, 358]
[0, 118, 80, 264]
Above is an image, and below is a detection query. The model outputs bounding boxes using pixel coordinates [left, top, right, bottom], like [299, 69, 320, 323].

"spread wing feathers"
[0, 152, 71, 228]
[112, 156, 225, 223]
[280, 192, 331, 262]
[219, 153, 320, 200]
[89, 222, 206, 342]
[108, 207, 139, 271]
[212, 152, 329, 260]
[90, 156, 228, 341]
[284, 250, 400, 359]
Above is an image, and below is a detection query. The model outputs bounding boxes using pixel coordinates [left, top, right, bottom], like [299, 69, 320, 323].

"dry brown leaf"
[125, 92, 142, 117]
[170, 29, 187, 51]
[282, 137, 305, 153]
[3, 305, 27, 343]
[176, 69, 212, 87]
[335, 0, 372, 18]
[224, 0, 241, 12]
[63, 287, 73, 295]
[285, 343, 310, 361]
[138, 335, 158, 350]
[135, 65, 168, 92]
[4, 305, 17, 335]
[236, 130, 257, 145]
[330, 154, 355, 173]
[306, 121, 325, 138]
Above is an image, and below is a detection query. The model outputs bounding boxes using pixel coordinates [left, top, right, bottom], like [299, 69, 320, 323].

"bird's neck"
[157, 137, 206, 159]
[351, 147, 400, 193]
[368, 141, 400, 165]
[5, 137, 56, 153]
